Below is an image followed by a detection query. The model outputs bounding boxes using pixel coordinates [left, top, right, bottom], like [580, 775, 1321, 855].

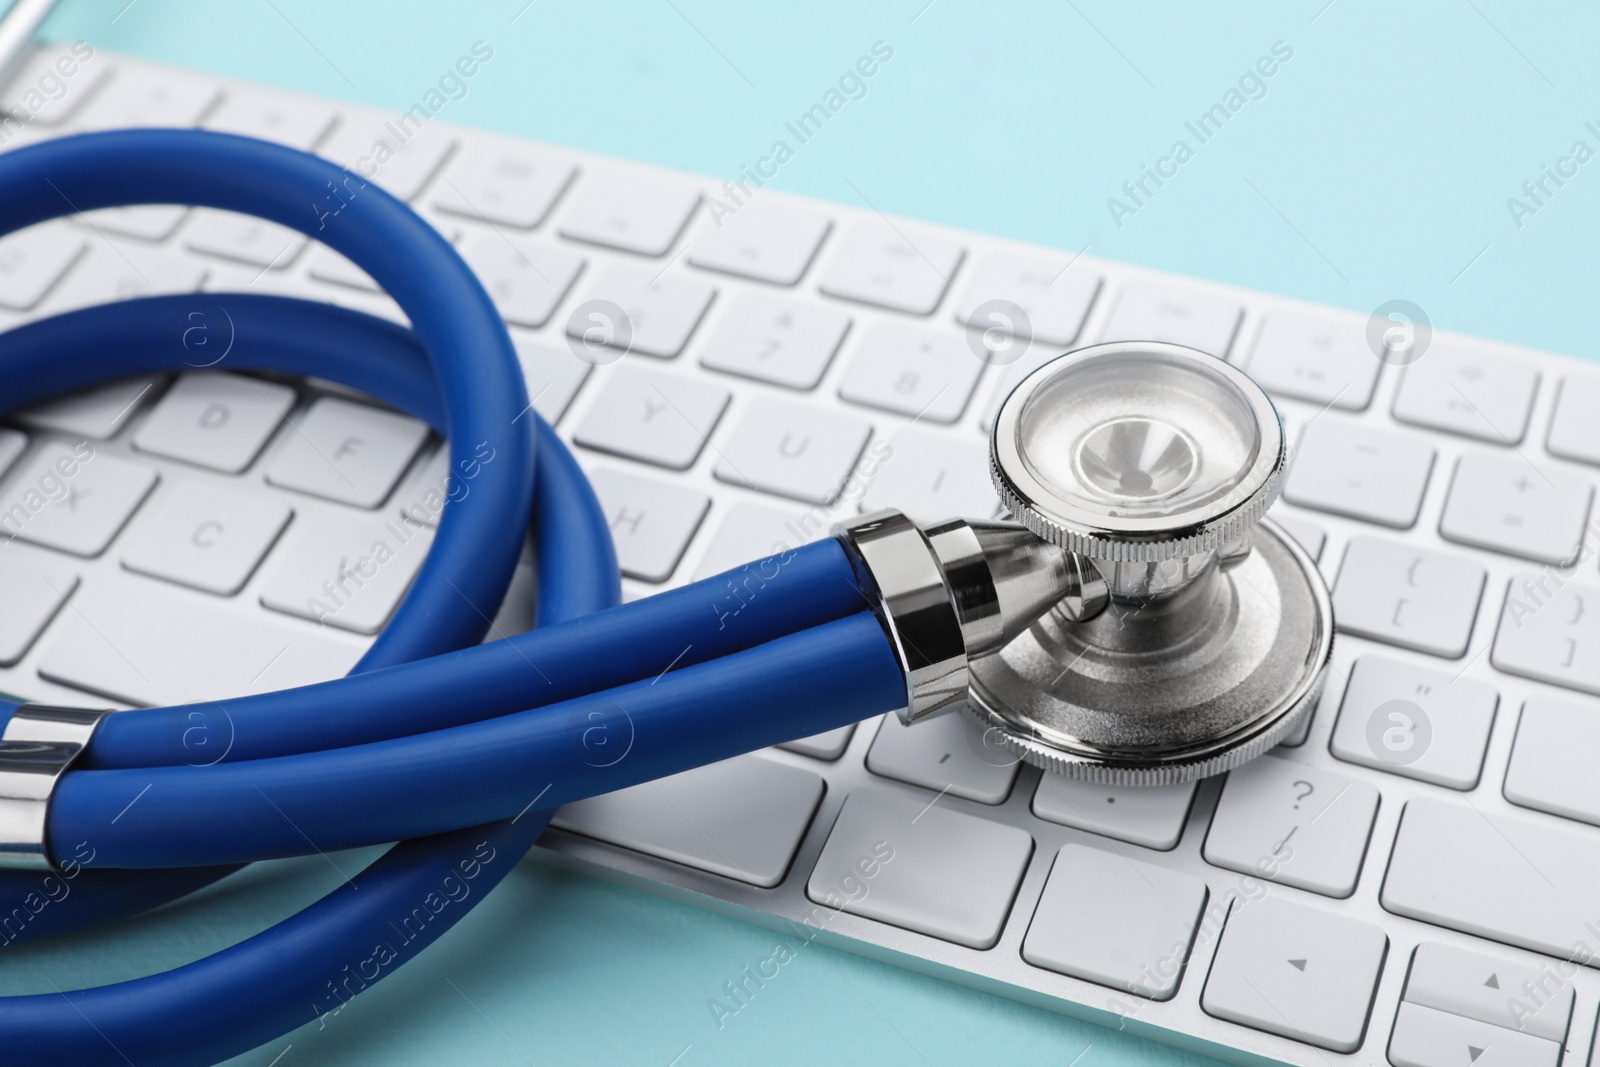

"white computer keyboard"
[4, 42, 1600, 1067]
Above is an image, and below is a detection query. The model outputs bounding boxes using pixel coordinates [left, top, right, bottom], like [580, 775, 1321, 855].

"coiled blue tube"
[0, 128, 600, 1065]
[0, 127, 549, 964]
[0, 129, 907, 1066]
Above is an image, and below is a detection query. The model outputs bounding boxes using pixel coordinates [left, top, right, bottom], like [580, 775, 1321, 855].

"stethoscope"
[0, 130, 1333, 1066]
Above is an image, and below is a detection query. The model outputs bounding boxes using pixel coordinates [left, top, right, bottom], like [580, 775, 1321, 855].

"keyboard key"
[819, 222, 964, 315]
[305, 247, 380, 291]
[1203, 755, 1379, 897]
[486, 560, 537, 639]
[1388, 1001, 1559, 1067]
[513, 339, 592, 424]
[1032, 776, 1196, 851]
[558, 170, 700, 256]
[208, 264, 404, 325]
[553, 755, 823, 888]
[76, 64, 218, 128]
[837, 322, 982, 423]
[41, 246, 208, 313]
[866, 712, 1020, 804]
[0, 120, 54, 156]
[860, 429, 995, 524]
[713, 398, 872, 504]
[0, 226, 86, 309]
[566, 263, 714, 358]
[954, 250, 1100, 347]
[258, 510, 433, 634]
[1333, 538, 1485, 658]
[1382, 797, 1600, 965]
[1023, 844, 1208, 1000]
[1394, 341, 1540, 445]
[1, 46, 108, 126]
[433, 139, 576, 228]
[318, 113, 455, 201]
[1100, 282, 1241, 356]
[1329, 656, 1497, 789]
[1439, 452, 1592, 564]
[132, 372, 295, 473]
[1504, 697, 1600, 827]
[687, 198, 831, 285]
[393, 447, 449, 528]
[691, 502, 816, 581]
[587, 467, 709, 582]
[1284, 418, 1435, 528]
[1269, 514, 1325, 560]
[457, 230, 584, 329]
[0, 444, 157, 557]
[1245, 309, 1380, 410]
[19, 377, 160, 439]
[202, 85, 335, 149]
[807, 788, 1032, 949]
[0, 552, 76, 666]
[573, 366, 728, 471]
[1492, 574, 1600, 695]
[1403, 942, 1573, 1043]
[119, 480, 291, 596]
[81, 206, 188, 243]
[979, 345, 1069, 433]
[1201, 896, 1387, 1053]
[265, 397, 429, 507]
[394, 444, 528, 534]
[779, 724, 857, 761]
[185, 209, 307, 270]
[39, 577, 361, 705]
[1546, 371, 1600, 466]
[697, 293, 849, 390]
[119, 476, 294, 591]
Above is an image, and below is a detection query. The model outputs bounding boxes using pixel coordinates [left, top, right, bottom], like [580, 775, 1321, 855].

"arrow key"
[1401, 942, 1571, 1043]
[1201, 895, 1387, 1052]
[1388, 1001, 1559, 1067]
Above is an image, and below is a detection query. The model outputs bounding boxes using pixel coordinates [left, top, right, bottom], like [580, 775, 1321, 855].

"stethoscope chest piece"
[969, 341, 1334, 785]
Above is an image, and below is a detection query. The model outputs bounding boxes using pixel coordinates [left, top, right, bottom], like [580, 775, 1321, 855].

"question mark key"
[1202, 755, 1381, 897]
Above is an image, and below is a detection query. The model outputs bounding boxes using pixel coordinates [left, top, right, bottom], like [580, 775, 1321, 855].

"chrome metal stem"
[836, 510, 1104, 723]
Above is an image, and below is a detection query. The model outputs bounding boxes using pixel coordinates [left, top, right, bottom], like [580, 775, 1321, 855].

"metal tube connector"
[0, 704, 110, 869]
[835, 510, 1103, 723]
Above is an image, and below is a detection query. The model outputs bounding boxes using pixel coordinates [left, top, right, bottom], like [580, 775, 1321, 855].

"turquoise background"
[9, 0, 1600, 1064]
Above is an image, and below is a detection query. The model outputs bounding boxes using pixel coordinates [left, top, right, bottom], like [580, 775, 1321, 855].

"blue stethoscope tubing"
[0, 129, 905, 1065]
